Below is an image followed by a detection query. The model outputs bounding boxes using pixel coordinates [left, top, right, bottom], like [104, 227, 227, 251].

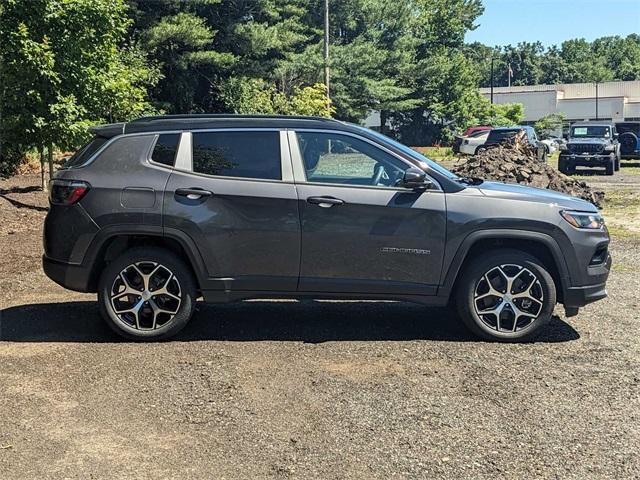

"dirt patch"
[1, 173, 639, 479]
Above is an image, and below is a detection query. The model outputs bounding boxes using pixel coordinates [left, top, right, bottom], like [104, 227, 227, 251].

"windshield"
[357, 127, 458, 179]
[571, 126, 610, 138]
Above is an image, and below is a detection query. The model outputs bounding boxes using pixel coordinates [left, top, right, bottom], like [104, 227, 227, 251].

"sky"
[466, 0, 640, 48]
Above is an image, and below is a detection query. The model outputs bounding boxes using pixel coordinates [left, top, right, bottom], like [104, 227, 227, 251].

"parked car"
[615, 121, 640, 160]
[463, 125, 492, 137]
[475, 126, 547, 162]
[540, 138, 558, 154]
[558, 122, 620, 175]
[43, 115, 611, 342]
[459, 130, 490, 155]
[453, 126, 492, 153]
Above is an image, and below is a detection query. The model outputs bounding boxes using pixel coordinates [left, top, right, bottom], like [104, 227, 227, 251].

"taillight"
[49, 179, 91, 205]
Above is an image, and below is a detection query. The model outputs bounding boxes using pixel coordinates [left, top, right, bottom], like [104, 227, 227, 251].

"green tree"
[535, 112, 566, 139]
[0, 0, 158, 179]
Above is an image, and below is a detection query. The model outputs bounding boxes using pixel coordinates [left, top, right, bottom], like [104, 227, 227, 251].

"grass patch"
[412, 146, 455, 162]
[606, 224, 637, 240]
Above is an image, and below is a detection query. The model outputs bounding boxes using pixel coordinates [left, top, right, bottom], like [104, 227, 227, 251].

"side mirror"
[402, 167, 431, 190]
[563, 133, 569, 140]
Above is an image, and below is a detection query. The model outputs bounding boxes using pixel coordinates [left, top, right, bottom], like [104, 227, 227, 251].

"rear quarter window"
[64, 137, 109, 168]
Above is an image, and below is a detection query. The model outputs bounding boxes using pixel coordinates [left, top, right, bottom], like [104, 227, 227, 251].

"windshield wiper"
[456, 176, 484, 185]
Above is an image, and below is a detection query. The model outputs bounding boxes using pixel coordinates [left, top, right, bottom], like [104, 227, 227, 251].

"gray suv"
[43, 115, 611, 342]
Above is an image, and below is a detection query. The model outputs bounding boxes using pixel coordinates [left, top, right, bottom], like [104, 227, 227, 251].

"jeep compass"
[43, 115, 611, 341]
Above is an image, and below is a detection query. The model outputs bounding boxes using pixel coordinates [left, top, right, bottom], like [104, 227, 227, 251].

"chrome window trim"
[288, 128, 442, 192]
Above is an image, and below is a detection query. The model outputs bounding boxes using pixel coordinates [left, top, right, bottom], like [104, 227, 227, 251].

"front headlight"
[560, 210, 605, 229]
[559, 144, 568, 151]
[604, 145, 615, 152]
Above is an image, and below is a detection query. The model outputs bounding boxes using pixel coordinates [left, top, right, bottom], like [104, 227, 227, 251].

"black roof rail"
[129, 114, 341, 123]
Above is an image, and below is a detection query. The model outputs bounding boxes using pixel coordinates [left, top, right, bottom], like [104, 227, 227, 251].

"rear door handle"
[307, 196, 344, 208]
[175, 188, 213, 200]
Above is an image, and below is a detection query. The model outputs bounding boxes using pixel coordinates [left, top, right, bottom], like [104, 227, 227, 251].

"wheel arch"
[84, 226, 207, 293]
[440, 230, 570, 304]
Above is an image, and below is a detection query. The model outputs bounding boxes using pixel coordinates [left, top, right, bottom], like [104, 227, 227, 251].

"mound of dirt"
[452, 131, 605, 208]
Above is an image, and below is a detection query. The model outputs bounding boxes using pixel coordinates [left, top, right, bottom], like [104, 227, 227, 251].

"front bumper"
[43, 255, 92, 293]
[560, 153, 613, 167]
[562, 251, 611, 308]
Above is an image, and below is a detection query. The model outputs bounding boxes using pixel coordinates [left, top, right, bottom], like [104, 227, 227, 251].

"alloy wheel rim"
[109, 261, 182, 331]
[473, 264, 544, 333]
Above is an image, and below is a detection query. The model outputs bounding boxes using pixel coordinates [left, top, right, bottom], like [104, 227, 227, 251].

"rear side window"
[192, 131, 281, 180]
[151, 133, 180, 167]
[64, 137, 109, 168]
[487, 130, 519, 143]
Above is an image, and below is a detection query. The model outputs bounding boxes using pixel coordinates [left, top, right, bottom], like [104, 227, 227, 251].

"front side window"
[296, 131, 409, 187]
[192, 131, 281, 180]
[151, 133, 180, 166]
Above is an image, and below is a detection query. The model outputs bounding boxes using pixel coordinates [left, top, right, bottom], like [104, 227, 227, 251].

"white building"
[479, 80, 640, 124]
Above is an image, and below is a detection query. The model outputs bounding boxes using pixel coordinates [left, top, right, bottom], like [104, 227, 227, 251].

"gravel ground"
[1, 174, 639, 479]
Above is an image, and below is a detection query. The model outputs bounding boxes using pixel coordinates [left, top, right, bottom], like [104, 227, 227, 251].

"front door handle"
[307, 196, 344, 208]
[175, 188, 213, 200]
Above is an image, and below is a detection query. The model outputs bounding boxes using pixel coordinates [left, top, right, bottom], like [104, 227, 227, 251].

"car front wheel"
[98, 247, 197, 341]
[456, 250, 556, 342]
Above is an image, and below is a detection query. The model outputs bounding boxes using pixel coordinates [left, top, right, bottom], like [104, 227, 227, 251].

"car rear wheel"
[456, 250, 556, 342]
[98, 247, 197, 341]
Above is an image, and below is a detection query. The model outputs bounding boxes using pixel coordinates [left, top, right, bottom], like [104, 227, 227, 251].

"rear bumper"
[42, 255, 92, 293]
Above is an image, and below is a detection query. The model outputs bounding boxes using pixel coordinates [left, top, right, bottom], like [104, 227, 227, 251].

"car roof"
[571, 121, 614, 127]
[90, 114, 351, 138]
[491, 126, 532, 131]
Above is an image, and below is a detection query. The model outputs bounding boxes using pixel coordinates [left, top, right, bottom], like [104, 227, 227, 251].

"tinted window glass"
[151, 133, 180, 166]
[64, 137, 109, 168]
[192, 131, 281, 180]
[296, 132, 408, 187]
[487, 129, 520, 143]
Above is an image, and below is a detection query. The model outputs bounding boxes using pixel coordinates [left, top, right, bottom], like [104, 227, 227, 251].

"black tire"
[558, 156, 572, 175]
[98, 247, 197, 341]
[474, 146, 486, 155]
[456, 249, 556, 342]
[605, 157, 614, 176]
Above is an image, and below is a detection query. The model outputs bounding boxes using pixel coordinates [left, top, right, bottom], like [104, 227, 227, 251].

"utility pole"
[490, 57, 494, 104]
[324, 0, 330, 103]
[595, 82, 599, 120]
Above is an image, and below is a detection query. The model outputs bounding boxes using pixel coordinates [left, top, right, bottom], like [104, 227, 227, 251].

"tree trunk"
[380, 110, 387, 136]
[48, 144, 54, 181]
[40, 147, 45, 191]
